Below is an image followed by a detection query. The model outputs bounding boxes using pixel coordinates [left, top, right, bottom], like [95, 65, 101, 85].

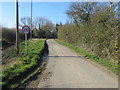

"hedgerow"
[58, 2, 118, 61]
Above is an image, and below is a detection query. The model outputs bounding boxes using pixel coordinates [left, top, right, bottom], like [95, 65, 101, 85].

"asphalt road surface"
[37, 39, 118, 88]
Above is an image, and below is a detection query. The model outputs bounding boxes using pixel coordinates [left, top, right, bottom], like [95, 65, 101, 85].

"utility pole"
[16, 0, 19, 54]
[30, 0, 32, 39]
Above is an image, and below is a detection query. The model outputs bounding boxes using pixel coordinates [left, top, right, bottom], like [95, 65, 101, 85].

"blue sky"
[1, 2, 71, 28]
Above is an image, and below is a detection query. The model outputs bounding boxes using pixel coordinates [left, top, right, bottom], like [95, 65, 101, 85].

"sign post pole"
[22, 26, 30, 56]
[25, 33, 28, 55]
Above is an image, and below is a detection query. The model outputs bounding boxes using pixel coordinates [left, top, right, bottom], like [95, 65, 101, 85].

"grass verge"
[55, 39, 118, 75]
[11, 61, 46, 88]
[1, 39, 46, 88]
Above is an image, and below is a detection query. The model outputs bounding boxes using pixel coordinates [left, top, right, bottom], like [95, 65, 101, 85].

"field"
[1, 39, 46, 88]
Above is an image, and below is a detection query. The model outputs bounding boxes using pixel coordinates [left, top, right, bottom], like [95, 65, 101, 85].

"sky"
[1, 2, 71, 28]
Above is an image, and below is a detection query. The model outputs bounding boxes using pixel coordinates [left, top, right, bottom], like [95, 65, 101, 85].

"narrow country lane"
[37, 39, 118, 88]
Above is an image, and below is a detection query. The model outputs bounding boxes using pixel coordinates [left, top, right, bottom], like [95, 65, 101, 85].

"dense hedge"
[1, 39, 46, 88]
[58, 23, 118, 61]
[58, 2, 118, 61]
[2, 28, 24, 49]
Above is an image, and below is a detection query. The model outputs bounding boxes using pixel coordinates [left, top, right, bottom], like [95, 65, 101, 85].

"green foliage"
[2, 28, 24, 49]
[1, 39, 46, 88]
[55, 39, 118, 74]
[33, 29, 57, 39]
[67, 2, 97, 22]
[58, 2, 118, 61]
[28, 17, 57, 39]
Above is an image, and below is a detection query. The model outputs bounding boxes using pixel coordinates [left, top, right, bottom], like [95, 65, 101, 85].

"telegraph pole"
[16, 0, 19, 54]
[30, 0, 32, 39]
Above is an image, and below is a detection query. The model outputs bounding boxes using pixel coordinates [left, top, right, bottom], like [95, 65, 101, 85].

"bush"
[58, 2, 118, 61]
[2, 27, 24, 49]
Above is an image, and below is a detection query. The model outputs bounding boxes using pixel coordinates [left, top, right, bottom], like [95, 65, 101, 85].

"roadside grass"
[55, 39, 118, 75]
[10, 61, 46, 88]
[2, 45, 19, 65]
[1, 39, 46, 88]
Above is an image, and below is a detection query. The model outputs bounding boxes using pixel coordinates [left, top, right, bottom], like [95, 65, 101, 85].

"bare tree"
[20, 17, 31, 27]
[66, 2, 97, 23]
[43, 20, 54, 31]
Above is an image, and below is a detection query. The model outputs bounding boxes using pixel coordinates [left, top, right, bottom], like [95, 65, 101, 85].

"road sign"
[22, 26, 30, 34]
[22, 26, 30, 55]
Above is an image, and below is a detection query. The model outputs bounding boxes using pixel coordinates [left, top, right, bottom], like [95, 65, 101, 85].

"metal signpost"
[22, 26, 30, 55]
